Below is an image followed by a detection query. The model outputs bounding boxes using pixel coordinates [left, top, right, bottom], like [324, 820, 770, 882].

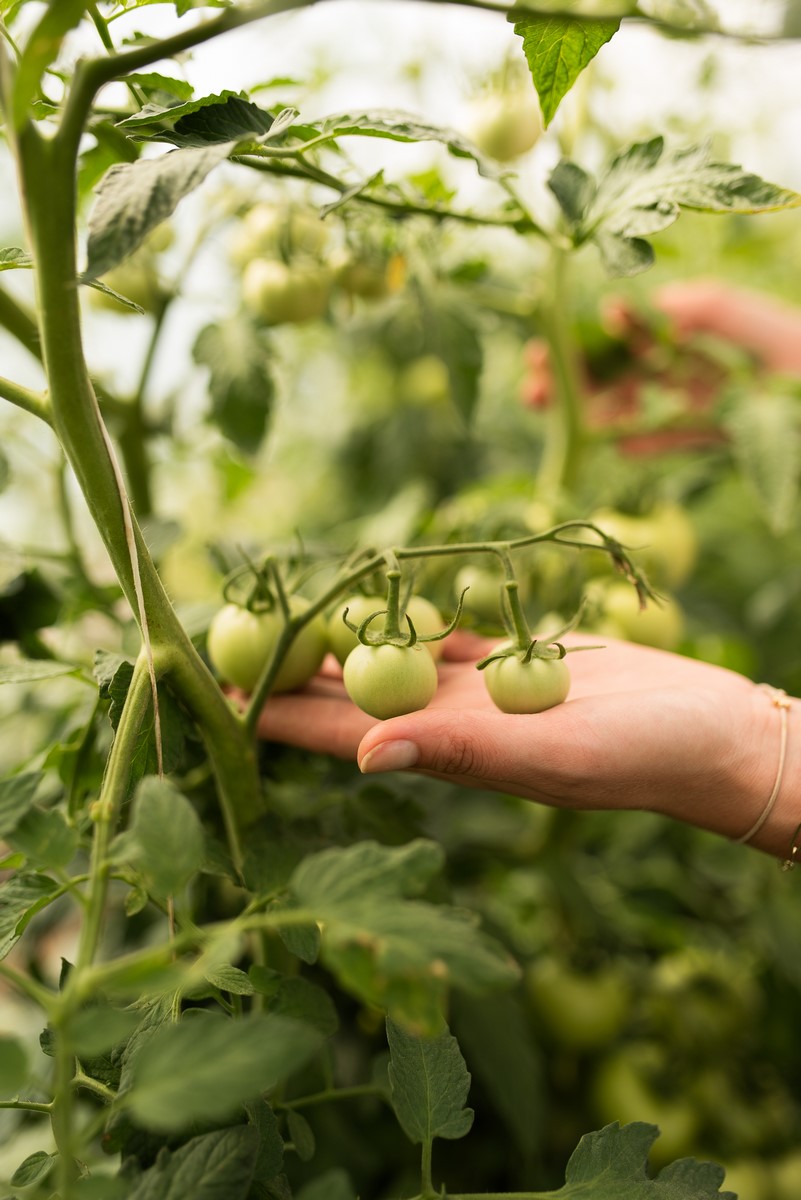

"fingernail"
[359, 740, 419, 774]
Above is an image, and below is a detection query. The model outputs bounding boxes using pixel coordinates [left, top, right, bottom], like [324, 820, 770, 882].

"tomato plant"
[0, 2, 799, 1198]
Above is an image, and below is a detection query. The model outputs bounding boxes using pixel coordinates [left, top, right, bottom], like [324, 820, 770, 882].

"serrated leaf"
[97, 658, 190, 789]
[117, 88, 254, 130]
[290, 838, 444, 908]
[127, 1011, 322, 1131]
[0, 772, 41, 838]
[569, 138, 801, 276]
[126, 1126, 259, 1200]
[724, 393, 801, 534]
[85, 141, 236, 280]
[552, 1121, 735, 1199]
[0, 247, 33, 270]
[121, 776, 205, 899]
[513, 16, 621, 127]
[0, 660, 79, 683]
[10, 1151, 56, 1187]
[0, 872, 59, 959]
[193, 317, 276, 454]
[318, 109, 504, 181]
[387, 1017, 474, 1145]
[125, 72, 194, 101]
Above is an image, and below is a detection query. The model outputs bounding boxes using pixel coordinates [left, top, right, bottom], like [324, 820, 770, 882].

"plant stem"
[0, 962, 56, 1011]
[421, 1139, 435, 1198]
[0, 1099, 52, 1113]
[280, 1084, 389, 1110]
[0, 374, 50, 423]
[0, 283, 41, 361]
[536, 247, 585, 497]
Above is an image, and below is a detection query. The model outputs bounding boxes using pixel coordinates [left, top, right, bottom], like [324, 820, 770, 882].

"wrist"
[731, 685, 801, 860]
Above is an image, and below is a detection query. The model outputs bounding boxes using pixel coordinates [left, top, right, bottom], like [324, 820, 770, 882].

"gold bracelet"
[734, 684, 791, 850]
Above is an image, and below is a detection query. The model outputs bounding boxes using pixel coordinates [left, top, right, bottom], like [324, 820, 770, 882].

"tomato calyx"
[339, 570, 465, 651]
[476, 638, 567, 671]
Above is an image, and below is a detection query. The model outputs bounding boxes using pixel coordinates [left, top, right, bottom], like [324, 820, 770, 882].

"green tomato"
[207, 598, 327, 693]
[525, 957, 632, 1051]
[483, 646, 570, 714]
[242, 258, 331, 324]
[397, 356, 450, 408]
[597, 581, 684, 651]
[454, 565, 504, 623]
[332, 251, 389, 300]
[343, 642, 438, 720]
[229, 203, 328, 265]
[465, 89, 541, 162]
[328, 594, 445, 665]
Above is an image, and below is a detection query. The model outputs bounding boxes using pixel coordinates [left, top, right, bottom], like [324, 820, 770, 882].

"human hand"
[256, 631, 800, 859]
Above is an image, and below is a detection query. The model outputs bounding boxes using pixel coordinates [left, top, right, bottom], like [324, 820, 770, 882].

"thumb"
[356, 706, 579, 804]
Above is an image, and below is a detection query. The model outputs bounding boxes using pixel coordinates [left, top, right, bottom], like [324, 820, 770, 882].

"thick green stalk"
[536, 247, 586, 497]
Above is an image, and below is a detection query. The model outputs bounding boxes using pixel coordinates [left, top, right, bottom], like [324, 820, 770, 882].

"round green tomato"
[230, 203, 328, 265]
[328, 594, 445, 666]
[332, 251, 389, 300]
[465, 90, 541, 161]
[343, 642, 438, 720]
[207, 598, 327, 693]
[242, 258, 331, 324]
[598, 581, 684, 651]
[483, 648, 570, 714]
[454, 565, 503, 623]
[397, 356, 450, 408]
[525, 956, 632, 1051]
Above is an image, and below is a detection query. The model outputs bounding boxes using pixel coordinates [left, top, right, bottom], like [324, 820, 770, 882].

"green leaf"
[126, 1126, 259, 1200]
[125, 72, 194, 102]
[561, 138, 801, 276]
[127, 1011, 323, 1131]
[289, 841, 518, 1030]
[550, 1121, 734, 1199]
[72, 1005, 141, 1057]
[548, 160, 596, 225]
[295, 1170, 356, 1200]
[82, 278, 146, 315]
[0, 568, 61, 641]
[386, 1017, 474, 1145]
[286, 1110, 315, 1162]
[117, 88, 257, 130]
[0, 659, 79, 684]
[96, 657, 190, 789]
[724, 393, 801, 535]
[0, 872, 59, 959]
[193, 317, 276, 454]
[265, 897, 320, 965]
[85, 141, 237, 280]
[317, 110, 504, 181]
[0, 247, 33, 270]
[0, 772, 41, 838]
[0, 1034, 29, 1097]
[12, 0, 87, 129]
[249, 970, 339, 1038]
[120, 776, 205, 899]
[512, 16, 621, 127]
[245, 1099, 285, 1182]
[157, 97, 294, 149]
[10, 806, 79, 870]
[205, 964, 255, 996]
[10, 1151, 56, 1188]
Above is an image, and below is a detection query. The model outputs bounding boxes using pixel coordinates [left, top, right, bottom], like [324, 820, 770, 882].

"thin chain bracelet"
[734, 684, 791, 855]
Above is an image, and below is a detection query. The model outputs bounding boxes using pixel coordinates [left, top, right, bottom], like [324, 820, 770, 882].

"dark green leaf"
[10, 806, 79, 870]
[551, 1121, 735, 1199]
[85, 141, 236, 280]
[0, 773, 41, 838]
[266, 898, 320, 965]
[0, 569, 61, 642]
[159, 97, 292, 149]
[82, 278, 146, 314]
[72, 1005, 141, 1057]
[386, 1017, 474, 1144]
[117, 89, 253, 130]
[193, 317, 276, 454]
[127, 1012, 323, 1131]
[290, 838, 444, 908]
[126, 1126, 259, 1200]
[245, 1099, 284, 1182]
[548, 160, 596, 226]
[0, 1034, 29, 1097]
[0, 872, 59, 959]
[249, 970, 339, 1038]
[724, 392, 801, 535]
[10, 1150, 55, 1187]
[513, 16, 621, 127]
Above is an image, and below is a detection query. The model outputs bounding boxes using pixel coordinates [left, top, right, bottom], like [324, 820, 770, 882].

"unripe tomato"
[483, 646, 570, 714]
[327, 595, 445, 666]
[332, 250, 389, 300]
[229, 203, 328, 265]
[207, 598, 327, 693]
[242, 258, 331, 324]
[596, 581, 684, 651]
[454, 565, 503, 623]
[343, 642, 438, 720]
[397, 356, 450, 408]
[525, 956, 632, 1051]
[465, 89, 541, 161]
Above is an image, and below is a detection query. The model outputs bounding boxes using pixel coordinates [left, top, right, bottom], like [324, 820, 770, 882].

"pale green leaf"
[513, 16, 621, 127]
[122, 776, 205, 898]
[0, 772, 41, 838]
[0, 1034, 29, 1098]
[0, 660, 79, 684]
[205, 964, 255, 996]
[9, 805, 79, 870]
[286, 1111, 315, 1162]
[386, 1017, 474, 1145]
[0, 247, 33, 270]
[0, 872, 59, 959]
[318, 110, 504, 180]
[10, 1151, 55, 1188]
[724, 393, 801, 535]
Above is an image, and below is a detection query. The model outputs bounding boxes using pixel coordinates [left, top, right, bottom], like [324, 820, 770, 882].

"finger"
[258, 687, 379, 758]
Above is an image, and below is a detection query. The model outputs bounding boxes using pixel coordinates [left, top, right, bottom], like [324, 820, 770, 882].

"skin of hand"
[256, 630, 801, 861]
